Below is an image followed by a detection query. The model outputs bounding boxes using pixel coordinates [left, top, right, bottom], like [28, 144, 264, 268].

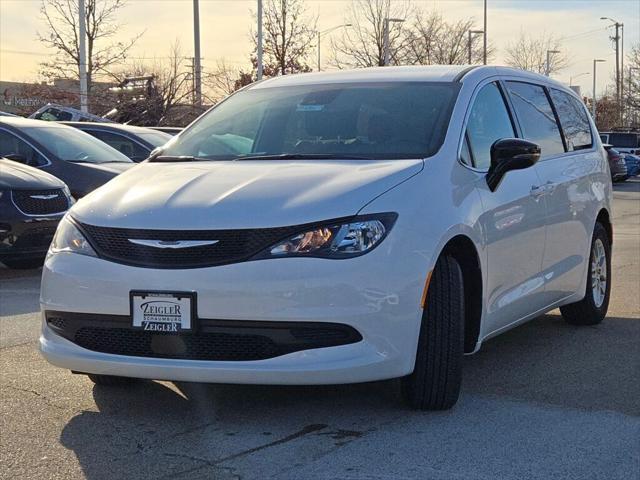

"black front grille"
[78, 222, 305, 269]
[46, 312, 362, 361]
[12, 189, 68, 215]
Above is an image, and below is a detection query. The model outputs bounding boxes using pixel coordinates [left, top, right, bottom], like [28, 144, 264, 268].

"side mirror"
[4, 153, 28, 164]
[486, 138, 541, 192]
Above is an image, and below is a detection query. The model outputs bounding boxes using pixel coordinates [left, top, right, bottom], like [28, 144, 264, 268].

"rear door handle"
[542, 181, 557, 194]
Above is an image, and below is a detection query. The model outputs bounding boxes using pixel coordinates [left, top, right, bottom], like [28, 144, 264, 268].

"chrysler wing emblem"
[30, 194, 59, 200]
[128, 239, 219, 249]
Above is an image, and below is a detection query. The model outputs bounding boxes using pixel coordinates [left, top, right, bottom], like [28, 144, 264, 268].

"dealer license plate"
[130, 291, 194, 333]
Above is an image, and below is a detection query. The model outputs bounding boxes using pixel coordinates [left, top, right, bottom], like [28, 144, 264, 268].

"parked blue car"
[623, 154, 640, 178]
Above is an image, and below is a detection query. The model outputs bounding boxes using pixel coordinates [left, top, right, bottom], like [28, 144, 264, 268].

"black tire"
[1, 257, 44, 269]
[87, 374, 138, 386]
[560, 222, 611, 326]
[401, 255, 464, 410]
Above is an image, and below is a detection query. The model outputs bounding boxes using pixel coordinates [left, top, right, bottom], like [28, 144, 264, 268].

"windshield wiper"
[151, 155, 213, 162]
[236, 153, 372, 161]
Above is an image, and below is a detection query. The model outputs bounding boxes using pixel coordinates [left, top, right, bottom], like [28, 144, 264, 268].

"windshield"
[162, 82, 459, 160]
[24, 126, 132, 163]
[137, 131, 172, 147]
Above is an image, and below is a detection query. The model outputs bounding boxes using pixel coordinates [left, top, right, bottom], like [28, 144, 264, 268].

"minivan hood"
[73, 159, 423, 229]
[0, 159, 66, 190]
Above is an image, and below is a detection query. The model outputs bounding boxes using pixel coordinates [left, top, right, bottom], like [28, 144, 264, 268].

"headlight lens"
[260, 214, 397, 259]
[49, 216, 96, 257]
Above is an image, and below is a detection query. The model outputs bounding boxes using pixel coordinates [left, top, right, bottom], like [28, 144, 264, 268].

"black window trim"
[548, 86, 595, 153]
[503, 79, 598, 161]
[457, 78, 519, 172]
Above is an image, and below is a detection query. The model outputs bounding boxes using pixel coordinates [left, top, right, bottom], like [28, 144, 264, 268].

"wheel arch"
[441, 235, 483, 354]
[596, 208, 613, 247]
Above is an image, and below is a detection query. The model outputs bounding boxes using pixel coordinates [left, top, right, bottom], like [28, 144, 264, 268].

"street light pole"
[593, 59, 606, 122]
[257, 0, 263, 80]
[468, 30, 483, 64]
[193, 0, 202, 107]
[483, 0, 487, 65]
[78, 0, 88, 113]
[569, 72, 590, 86]
[317, 24, 351, 71]
[546, 50, 560, 77]
[383, 18, 404, 66]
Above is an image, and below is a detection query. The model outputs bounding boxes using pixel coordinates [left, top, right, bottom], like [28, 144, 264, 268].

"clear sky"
[1, 0, 638, 98]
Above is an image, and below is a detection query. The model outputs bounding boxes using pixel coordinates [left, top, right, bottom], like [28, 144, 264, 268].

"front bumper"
[0, 214, 62, 262]
[39, 248, 426, 384]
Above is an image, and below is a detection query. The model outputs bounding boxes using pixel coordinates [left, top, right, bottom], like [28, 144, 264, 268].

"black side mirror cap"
[486, 138, 541, 192]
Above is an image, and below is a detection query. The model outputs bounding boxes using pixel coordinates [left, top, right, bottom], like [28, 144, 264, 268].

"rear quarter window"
[549, 89, 593, 151]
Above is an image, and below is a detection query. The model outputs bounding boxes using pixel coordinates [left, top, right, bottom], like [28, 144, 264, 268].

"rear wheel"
[87, 374, 138, 386]
[401, 255, 464, 410]
[560, 222, 611, 325]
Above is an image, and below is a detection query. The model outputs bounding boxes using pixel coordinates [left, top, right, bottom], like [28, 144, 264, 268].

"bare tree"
[38, 0, 142, 98]
[504, 32, 569, 75]
[331, 0, 413, 68]
[251, 0, 317, 76]
[404, 11, 493, 65]
[110, 42, 199, 126]
[625, 43, 640, 126]
[205, 59, 245, 100]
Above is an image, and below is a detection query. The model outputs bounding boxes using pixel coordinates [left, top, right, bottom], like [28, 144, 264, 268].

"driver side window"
[0, 130, 48, 167]
[465, 82, 515, 170]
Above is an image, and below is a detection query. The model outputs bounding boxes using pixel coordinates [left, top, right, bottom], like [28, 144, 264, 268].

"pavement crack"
[156, 424, 328, 479]
[1, 384, 66, 410]
[0, 341, 35, 351]
[216, 423, 328, 464]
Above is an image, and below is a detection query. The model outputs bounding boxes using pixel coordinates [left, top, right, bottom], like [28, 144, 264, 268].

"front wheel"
[560, 222, 611, 325]
[401, 255, 464, 410]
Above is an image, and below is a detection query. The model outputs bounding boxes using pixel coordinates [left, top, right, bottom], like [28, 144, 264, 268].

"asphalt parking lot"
[1, 180, 638, 480]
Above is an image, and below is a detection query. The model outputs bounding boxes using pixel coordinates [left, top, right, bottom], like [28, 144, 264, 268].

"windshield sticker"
[296, 104, 325, 112]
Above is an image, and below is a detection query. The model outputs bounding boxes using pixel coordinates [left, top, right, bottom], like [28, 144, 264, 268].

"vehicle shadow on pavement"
[58, 312, 639, 479]
[463, 312, 640, 416]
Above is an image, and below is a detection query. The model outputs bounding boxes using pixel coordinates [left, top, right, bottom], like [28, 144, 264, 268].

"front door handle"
[530, 185, 546, 199]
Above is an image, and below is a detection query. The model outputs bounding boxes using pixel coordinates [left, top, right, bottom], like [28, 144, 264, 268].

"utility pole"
[483, 0, 487, 65]
[545, 50, 560, 77]
[383, 18, 404, 66]
[257, 0, 263, 80]
[593, 59, 606, 123]
[193, 0, 202, 107]
[78, 0, 88, 113]
[468, 30, 483, 64]
[601, 17, 623, 124]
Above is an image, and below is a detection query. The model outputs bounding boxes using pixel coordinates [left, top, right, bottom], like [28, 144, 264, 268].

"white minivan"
[40, 66, 612, 410]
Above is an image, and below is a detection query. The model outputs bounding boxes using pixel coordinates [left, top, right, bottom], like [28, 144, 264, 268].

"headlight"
[49, 216, 96, 257]
[257, 213, 397, 259]
[61, 185, 75, 206]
